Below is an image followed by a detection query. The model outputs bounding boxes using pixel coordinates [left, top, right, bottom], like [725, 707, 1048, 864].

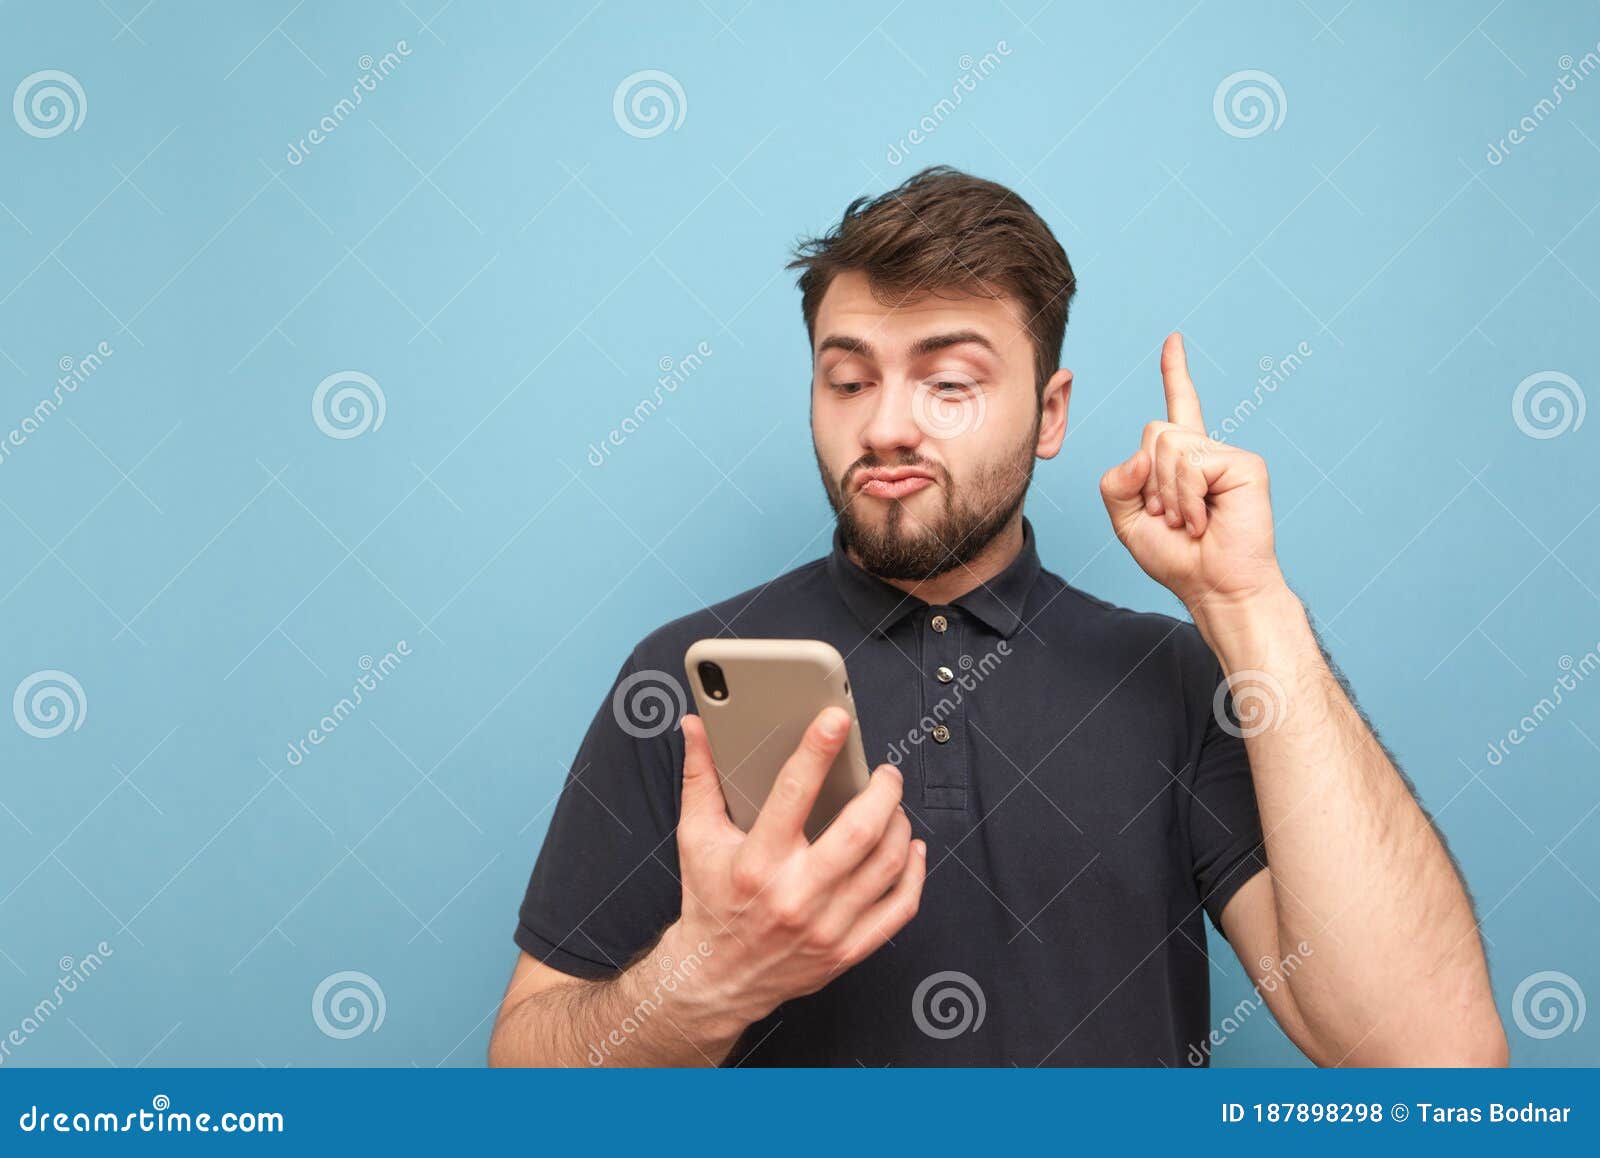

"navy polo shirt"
[514, 517, 1269, 1066]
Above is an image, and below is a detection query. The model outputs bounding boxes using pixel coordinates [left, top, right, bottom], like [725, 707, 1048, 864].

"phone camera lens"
[697, 661, 729, 702]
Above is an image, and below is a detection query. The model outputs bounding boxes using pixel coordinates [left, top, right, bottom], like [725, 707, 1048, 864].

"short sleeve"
[1187, 659, 1269, 935]
[513, 648, 685, 979]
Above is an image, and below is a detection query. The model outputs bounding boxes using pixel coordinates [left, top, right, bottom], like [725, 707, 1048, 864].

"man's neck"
[849, 513, 1025, 607]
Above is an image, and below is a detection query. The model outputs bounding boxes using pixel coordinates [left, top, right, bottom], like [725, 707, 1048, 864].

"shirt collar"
[826, 517, 1042, 640]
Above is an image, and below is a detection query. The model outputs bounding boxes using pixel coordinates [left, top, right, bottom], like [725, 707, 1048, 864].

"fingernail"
[1165, 509, 1182, 527]
[821, 709, 847, 738]
[1146, 495, 1162, 515]
[1185, 520, 1196, 536]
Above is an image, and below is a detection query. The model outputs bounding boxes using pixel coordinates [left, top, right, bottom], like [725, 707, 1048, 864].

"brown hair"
[786, 165, 1076, 399]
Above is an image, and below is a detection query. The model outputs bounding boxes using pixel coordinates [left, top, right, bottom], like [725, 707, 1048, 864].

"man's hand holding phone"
[657, 706, 927, 1051]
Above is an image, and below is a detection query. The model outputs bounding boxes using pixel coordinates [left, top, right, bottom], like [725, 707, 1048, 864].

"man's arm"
[490, 707, 926, 1066]
[1203, 587, 1506, 1065]
[488, 942, 745, 1067]
[1100, 332, 1506, 1066]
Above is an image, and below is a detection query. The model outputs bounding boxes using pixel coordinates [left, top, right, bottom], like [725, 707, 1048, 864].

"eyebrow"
[816, 329, 998, 362]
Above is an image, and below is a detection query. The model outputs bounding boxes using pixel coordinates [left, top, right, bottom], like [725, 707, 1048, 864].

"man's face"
[810, 270, 1067, 581]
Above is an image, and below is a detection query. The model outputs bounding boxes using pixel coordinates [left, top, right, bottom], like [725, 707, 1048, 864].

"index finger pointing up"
[1160, 332, 1206, 432]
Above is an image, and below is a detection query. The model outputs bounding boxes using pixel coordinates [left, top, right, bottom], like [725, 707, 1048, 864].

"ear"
[1034, 367, 1073, 459]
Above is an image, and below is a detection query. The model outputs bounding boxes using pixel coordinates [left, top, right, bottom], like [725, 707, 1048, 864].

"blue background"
[1, 0, 1595, 1067]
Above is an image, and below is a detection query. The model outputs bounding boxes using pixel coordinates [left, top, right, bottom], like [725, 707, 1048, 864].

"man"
[489, 166, 1507, 1066]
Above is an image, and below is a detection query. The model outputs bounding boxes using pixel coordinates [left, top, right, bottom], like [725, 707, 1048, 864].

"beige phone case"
[683, 638, 871, 841]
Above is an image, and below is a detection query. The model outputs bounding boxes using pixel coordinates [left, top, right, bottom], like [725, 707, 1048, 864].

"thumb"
[1099, 449, 1152, 522]
[677, 714, 733, 838]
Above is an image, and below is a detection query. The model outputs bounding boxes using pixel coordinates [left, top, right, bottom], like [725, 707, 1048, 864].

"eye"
[831, 381, 867, 396]
[925, 375, 979, 395]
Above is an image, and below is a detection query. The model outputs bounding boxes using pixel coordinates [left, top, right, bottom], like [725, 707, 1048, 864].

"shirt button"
[931, 724, 951, 743]
[931, 614, 948, 633]
[935, 665, 954, 683]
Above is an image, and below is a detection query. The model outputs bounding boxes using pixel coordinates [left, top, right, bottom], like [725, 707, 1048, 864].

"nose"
[859, 378, 925, 458]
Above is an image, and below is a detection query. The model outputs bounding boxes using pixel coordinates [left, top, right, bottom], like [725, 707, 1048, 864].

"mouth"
[855, 467, 936, 499]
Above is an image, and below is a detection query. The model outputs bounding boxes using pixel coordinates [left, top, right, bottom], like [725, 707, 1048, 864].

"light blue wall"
[1, 1, 1594, 1067]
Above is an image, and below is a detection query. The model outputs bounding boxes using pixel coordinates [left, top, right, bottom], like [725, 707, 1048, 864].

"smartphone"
[683, 638, 872, 842]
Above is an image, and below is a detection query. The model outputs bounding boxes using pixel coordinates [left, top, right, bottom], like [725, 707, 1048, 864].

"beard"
[816, 427, 1037, 582]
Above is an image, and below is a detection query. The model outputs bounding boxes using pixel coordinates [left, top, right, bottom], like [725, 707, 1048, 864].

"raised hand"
[1098, 333, 1285, 614]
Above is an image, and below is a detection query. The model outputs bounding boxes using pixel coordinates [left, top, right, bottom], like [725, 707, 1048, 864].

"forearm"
[1194, 583, 1503, 1064]
[488, 925, 748, 1067]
